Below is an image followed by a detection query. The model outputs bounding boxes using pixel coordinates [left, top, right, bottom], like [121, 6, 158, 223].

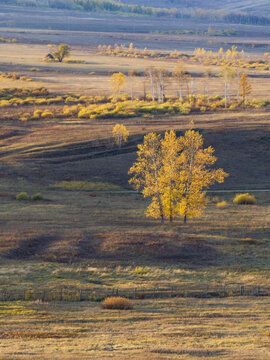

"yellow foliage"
[129, 129, 228, 223]
[109, 72, 127, 101]
[112, 124, 129, 148]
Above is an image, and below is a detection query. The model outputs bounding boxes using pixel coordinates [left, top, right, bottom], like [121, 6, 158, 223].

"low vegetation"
[16, 192, 28, 201]
[233, 193, 257, 205]
[101, 297, 133, 310]
[216, 200, 228, 209]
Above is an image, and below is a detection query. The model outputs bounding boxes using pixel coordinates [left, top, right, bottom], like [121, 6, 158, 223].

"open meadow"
[0, 3, 270, 359]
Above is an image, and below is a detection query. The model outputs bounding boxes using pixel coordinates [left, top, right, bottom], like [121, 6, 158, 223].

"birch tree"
[174, 61, 187, 100]
[109, 72, 127, 101]
[219, 65, 235, 107]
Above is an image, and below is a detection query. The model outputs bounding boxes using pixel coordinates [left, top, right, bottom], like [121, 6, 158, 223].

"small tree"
[145, 66, 156, 101]
[219, 65, 235, 108]
[239, 73, 251, 105]
[113, 124, 129, 148]
[109, 72, 127, 101]
[204, 68, 212, 104]
[155, 67, 169, 103]
[53, 43, 71, 62]
[174, 61, 187, 100]
[128, 70, 137, 103]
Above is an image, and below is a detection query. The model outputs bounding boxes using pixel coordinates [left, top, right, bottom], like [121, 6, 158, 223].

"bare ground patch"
[97, 231, 220, 263]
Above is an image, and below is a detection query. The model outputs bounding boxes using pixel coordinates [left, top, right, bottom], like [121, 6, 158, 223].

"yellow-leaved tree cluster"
[129, 127, 228, 223]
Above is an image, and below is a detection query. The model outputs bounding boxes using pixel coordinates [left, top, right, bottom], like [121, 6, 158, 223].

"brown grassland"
[0, 6, 270, 359]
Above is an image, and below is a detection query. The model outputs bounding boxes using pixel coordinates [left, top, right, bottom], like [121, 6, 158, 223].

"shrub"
[19, 113, 31, 121]
[132, 266, 148, 275]
[233, 193, 256, 205]
[31, 193, 43, 201]
[16, 192, 28, 200]
[33, 109, 43, 119]
[216, 201, 228, 209]
[101, 297, 133, 310]
[41, 110, 54, 118]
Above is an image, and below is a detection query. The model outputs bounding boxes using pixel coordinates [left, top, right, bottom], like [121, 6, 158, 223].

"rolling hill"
[121, 0, 270, 16]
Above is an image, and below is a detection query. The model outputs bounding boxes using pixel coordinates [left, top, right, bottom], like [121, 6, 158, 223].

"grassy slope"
[0, 112, 269, 294]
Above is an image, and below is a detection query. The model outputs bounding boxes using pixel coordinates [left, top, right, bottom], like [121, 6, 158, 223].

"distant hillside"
[121, 0, 270, 16]
[1, 0, 270, 25]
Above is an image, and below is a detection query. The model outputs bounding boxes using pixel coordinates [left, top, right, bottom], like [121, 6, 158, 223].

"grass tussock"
[101, 297, 133, 310]
[233, 193, 257, 205]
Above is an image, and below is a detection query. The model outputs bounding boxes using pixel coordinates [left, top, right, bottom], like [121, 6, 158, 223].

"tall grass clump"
[101, 297, 133, 310]
[233, 193, 256, 205]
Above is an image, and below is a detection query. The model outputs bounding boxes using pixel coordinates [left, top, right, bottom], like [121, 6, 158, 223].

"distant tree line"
[1, 0, 270, 26]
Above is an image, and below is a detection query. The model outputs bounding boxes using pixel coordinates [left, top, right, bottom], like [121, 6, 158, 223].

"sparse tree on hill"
[113, 124, 129, 148]
[109, 72, 127, 101]
[239, 73, 252, 105]
[53, 43, 71, 62]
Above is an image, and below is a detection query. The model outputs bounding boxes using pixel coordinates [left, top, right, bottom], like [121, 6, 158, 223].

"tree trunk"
[184, 215, 187, 224]
[225, 82, 227, 108]
[179, 81, 182, 100]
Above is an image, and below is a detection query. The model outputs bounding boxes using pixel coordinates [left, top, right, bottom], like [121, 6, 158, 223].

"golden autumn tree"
[129, 133, 165, 223]
[52, 43, 71, 62]
[129, 128, 228, 224]
[109, 72, 127, 101]
[112, 124, 129, 148]
[177, 129, 228, 223]
[160, 130, 181, 222]
[239, 73, 251, 105]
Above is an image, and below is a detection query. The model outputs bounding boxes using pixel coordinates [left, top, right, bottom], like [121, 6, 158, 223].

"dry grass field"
[0, 298, 270, 360]
[2, 42, 270, 98]
[0, 4, 269, 359]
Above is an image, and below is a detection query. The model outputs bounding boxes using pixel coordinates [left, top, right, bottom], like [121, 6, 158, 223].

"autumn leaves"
[129, 128, 228, 223]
